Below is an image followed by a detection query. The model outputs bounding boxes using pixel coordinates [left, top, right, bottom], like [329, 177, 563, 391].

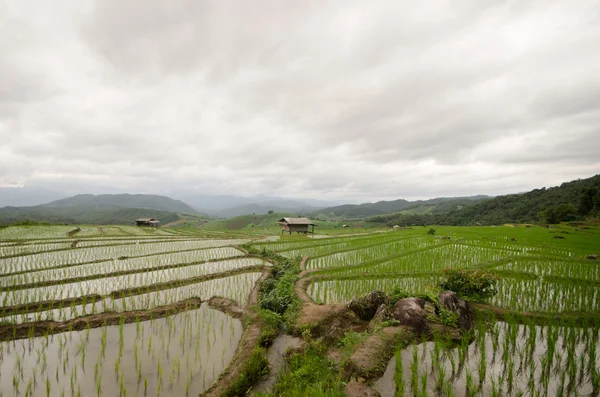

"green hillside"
[200, 212, 347, 235]
[368, 174, 600, 226]
[43, 193, 198, 214]
[0, 205, 181, 226]
[314, 196, 489, 219]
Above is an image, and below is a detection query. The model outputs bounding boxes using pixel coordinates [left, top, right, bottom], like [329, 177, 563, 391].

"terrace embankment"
[0, 297, 202, 342]
[201, 270, 270, 397]
[471, 302, 600, 326]
[288, 262, 473, 395]
[1, 267, 269, 318]
[0, 294, 104, 317]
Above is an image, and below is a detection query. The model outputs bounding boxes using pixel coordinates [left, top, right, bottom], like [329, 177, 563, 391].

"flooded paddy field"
[0, 225, 267, 396]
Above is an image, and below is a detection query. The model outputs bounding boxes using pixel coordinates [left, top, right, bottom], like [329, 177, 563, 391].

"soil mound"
[345, 326, 412, 379]
[344, 380, 381, 397]
[296, 303, 362, 341]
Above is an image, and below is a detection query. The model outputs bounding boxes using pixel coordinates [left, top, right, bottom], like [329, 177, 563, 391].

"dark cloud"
[1, 0, 599, 201]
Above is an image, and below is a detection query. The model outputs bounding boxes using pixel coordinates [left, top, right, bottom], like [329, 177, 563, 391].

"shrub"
[439, 268, 498, 301]
[427, 228, 436, 235]
[389, 286, 410, 305]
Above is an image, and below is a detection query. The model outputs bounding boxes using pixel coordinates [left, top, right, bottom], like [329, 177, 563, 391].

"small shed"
[278, 217, 316, 235]
[135, 218, 160, 227]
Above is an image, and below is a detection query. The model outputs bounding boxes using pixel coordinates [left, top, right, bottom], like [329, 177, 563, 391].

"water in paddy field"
[0, 272, 263, 325]
[0, 304, 242, 396]
[374, 322, 600, 397]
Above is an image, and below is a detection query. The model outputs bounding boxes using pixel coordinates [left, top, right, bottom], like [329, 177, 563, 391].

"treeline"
[313, 195, 489, 219]
[0, 205, 180, 226]
[367, 174, 600, 226]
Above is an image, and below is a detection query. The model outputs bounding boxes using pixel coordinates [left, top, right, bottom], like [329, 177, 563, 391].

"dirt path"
[295, 256, 314, 303]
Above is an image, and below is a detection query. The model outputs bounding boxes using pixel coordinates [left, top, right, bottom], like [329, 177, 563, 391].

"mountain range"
[312, 195, 491, 219]
[0, 174, 598, 226]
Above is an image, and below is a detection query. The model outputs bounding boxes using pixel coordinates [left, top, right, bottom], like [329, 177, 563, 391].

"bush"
[427, 228, 436, 235]
[389, 286, 410, 305]
[439, 268, 498, 301]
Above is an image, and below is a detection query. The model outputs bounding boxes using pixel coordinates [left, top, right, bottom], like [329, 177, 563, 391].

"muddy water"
[251, 335, 303, 394]
[0, 303, 242, 396]
[373, 355, 397, 397]
[374, 322, 600, 396]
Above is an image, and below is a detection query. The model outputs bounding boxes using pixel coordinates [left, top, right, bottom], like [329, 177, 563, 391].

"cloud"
[1, 0, 599, 201]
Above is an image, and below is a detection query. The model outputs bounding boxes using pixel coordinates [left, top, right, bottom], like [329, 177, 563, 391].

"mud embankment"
[0, 298, 202, 342]
[201, 270, 270, 397]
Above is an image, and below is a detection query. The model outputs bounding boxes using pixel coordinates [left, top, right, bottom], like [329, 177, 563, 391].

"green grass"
[268, 344, 346, 396]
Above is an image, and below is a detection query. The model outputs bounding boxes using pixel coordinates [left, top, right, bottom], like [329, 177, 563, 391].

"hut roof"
[136, 218, 158, 222]
[278, 217, 316, 226]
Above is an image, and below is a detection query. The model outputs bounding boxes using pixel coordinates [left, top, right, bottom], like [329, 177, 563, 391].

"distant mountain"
[0, 205, 181, 226]
[211, 200, 322, 218]
[314, 196, 491, 219]
[168, 192, 341, 214]
[43, 194, 198, 214]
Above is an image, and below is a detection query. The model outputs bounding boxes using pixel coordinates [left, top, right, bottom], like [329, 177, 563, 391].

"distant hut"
[135, 218, 160, 227]
[277, 217, 316, 235]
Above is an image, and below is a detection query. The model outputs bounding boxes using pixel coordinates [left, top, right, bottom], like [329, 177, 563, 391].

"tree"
[268, 210, 274, 214]
[538, 203, 577, 224]
[579, 187, 598, 215]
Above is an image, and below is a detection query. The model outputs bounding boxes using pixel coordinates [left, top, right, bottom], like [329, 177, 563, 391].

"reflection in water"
[0, 304, 242, 396]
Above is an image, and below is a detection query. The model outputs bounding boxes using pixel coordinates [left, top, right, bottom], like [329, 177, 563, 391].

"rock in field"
[392, 298, 429, 331]
[438, 291, 474, 330]
[367, 304, 394, 331]
[348, 291, 389, 321]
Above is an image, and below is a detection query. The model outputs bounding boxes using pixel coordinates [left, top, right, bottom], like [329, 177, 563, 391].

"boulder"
[456, 299, 474, 330]
[348, 291, 389, 321]
[392, 298, 429, 331]
[438, 291, 474, 331]
[438, 291, 460, 311]
[367, 304, 394, 331]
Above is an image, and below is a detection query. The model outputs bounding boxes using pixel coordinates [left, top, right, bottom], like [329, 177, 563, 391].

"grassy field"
[249, 223, 600, 396]
[0, 223, 598, 396]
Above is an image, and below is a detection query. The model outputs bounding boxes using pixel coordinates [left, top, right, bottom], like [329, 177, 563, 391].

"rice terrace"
[0, 217, 598, 396]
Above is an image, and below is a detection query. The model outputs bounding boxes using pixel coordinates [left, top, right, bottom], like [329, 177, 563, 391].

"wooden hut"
[135, 218, 160, 227]
[277, 217, 316, 235]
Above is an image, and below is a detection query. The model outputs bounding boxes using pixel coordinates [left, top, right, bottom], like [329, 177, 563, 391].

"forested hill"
[368, 174, 600, 226]
[314, 196, 490, 219]
[0, 206, 181, 226]
[43, 194, 198, 214]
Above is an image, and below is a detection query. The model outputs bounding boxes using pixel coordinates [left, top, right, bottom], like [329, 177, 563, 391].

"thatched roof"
[136, 218, 158, 222]
[278, 217, 316, 226]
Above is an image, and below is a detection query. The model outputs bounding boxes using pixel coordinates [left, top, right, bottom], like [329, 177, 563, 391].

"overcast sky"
[1, 0, 599, 202]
